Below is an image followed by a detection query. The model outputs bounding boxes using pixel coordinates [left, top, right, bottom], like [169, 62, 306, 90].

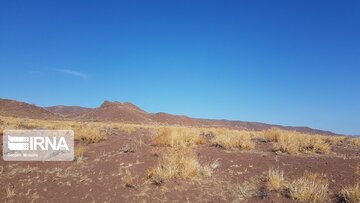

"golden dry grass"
[232, 177, 260, 200]
[0, 115, 355, 153]
[147, 149, 211, 184]
[73, 125, 105, 143]
[74, 145, 88, 161]
[152, 127, 204, 147]
[288, 172, 329, 203]
[266, 168, 287, 191]
[339, 183, 360, 203]
[323, 136, 347, 146]
[266, 168, 330, 203]
[264, 128, 331, 154]
[348, 137, 360, 147]
[0, 116, 153, 144]
[211, 129, 254, 150]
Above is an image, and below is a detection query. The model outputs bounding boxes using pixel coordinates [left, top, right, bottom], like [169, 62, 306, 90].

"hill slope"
[45, 105, 91, 117]
[73, 101, 151, 122]
[0, 99, 60, 120]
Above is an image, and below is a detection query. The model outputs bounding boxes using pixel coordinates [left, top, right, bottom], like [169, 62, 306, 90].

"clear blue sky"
[0, 1, 359, 135]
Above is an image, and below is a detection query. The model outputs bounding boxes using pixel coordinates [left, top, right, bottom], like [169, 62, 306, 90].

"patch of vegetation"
[287, 172, 329, 203]
[152, 127, 204, 147]
[338, 183, 360, 203]
[74, 125, 105, 143]
[74, 145, 87, 161]
[147, 149, 211, 184]
[211, 129, 254, 150]
[348, 138, 360, 147]
[122, 169, 137, 188]
[266, 168, 286, 192]
[264, 128, 331, 154]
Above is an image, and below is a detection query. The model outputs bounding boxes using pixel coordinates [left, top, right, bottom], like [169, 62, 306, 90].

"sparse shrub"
[152, 127, 204, 147]
[266, 168, 286, 191]
[147, 149, 211, 184]
[348, 138, 360, 147]
[15, 119, 41, 129]
[288, 173, 329, 203]
[74, 125, 105, 143]
[338, 183, 360, 203]
[74, 145, 87, 161]
[274, 136, 301, 154]
[211, 130, 254, 150]
[323, 136, 347, 146]
[264, 128, 283, 142]
[122, 169, 136, 188]
[233, 177, 260, 200]
[265, 128, 331, 154]
[111, 123, 139, 134]
[311, 138, 331, 154]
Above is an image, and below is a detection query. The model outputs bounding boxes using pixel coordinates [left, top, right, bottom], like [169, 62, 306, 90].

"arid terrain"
[0, 98, 360, 203]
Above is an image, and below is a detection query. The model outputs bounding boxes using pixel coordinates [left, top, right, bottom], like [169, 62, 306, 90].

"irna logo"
[7, 135, 69, 151]
[3, 130, 74, 161]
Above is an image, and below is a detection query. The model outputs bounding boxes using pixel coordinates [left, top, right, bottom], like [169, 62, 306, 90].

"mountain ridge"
[0, 98, 339, 135]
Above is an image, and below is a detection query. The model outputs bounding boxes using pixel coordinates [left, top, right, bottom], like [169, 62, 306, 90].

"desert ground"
[0, 99, 360, 203]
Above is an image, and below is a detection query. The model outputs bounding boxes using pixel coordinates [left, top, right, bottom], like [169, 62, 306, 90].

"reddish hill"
[150, 112, 200, 125]
[0, 99, 60, 120]
[74, 101, 151, 122]
[45, 105, 91, 117]
[68, 101, 338, 135]
[0, 98, 339, 135]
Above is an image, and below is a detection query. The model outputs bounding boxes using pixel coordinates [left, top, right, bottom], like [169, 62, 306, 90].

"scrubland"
[1, 116, 360, 202]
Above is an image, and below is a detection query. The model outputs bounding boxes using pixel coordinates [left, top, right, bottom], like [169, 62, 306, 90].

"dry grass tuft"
[233, 177, 260, 200]
[122, 169, 137, 188]
[348, 138, 360, 147]
[147, 149, 211, 184]
[264, 128, 331, 154]
[152, 127, 204, 147]
[74, 125, 105, 143]
[324, 136, 347, 146]
[288, 172, 329, 203]
[338, 183, 360, 203]
[211, 130, 254, 150]
[5, 184, 16, 198]
[74, 145, 87, 161]
[111, 123, 140, 134]
[266, 168, 287, 191]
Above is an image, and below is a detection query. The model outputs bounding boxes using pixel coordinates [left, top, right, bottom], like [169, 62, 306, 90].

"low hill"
[0, 99, 60, 120]
[74, 101, 151, 122]
[45, 105, 91, 117]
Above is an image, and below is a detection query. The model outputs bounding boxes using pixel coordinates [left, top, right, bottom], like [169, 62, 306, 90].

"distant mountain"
[0, 98, 339, 135]
[73, 101, 151, 122]
[45, 105, 91, 117]
[0, 99, 60, 120]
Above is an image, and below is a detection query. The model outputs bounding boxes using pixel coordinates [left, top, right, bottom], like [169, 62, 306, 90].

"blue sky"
[0, 1, 359, 135]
